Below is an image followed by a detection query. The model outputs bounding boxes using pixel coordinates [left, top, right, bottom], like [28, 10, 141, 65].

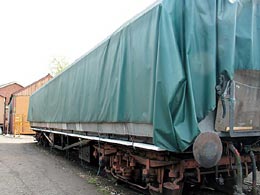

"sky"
[0, 0, 157, 86]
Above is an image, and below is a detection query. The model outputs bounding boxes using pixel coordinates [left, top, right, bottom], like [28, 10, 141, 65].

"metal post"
[3, 97, 6, 134]
[250, 151, 257, 195]
[229, 143, 244, 195]
[229, 80, 235, 136]
[66, 135, 69, 159]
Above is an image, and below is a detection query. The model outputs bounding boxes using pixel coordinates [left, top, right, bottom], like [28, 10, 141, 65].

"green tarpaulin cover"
[28, 0, 260, 152]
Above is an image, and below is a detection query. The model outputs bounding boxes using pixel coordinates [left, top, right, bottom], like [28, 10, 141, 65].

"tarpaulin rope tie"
[235, 81, 260, 90]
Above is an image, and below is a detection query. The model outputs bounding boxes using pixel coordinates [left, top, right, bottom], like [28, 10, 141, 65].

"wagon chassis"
[33, 128, 260, 195]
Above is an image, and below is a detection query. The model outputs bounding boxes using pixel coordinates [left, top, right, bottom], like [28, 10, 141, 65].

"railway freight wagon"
[28, 0, 260, 194]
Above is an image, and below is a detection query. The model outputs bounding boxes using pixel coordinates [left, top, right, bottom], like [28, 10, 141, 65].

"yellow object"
[13, 96, 34, 135]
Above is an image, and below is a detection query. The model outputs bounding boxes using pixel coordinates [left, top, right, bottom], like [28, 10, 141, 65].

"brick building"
[9, 74, 52, 135]
[0, 82, 24, 133]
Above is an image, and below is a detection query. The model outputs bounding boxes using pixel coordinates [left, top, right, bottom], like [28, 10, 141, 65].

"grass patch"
[87, 177, 98, 184]
[97, 186, 110, 195]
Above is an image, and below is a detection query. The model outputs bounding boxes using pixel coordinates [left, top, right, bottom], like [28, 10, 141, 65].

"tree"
[49, 56, 70, 76]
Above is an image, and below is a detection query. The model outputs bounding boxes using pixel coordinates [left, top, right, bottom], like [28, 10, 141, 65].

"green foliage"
[87, 177, 98, 184]
[49, 56, 69, 76]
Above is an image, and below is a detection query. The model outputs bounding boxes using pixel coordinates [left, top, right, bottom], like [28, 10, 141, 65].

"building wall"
[0, 96, 5, 125]
[0, 83, 24, 104]
[0, 83, 23, 133]
[12, 96, 31, 135]
[11, 74, 52, 135]
[14, 74, 52, 96]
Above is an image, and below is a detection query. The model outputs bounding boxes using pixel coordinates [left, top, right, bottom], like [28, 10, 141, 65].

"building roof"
[0, 82, 24, 104]
[12, 74, 52, 96]
[0, 82, 23, 89]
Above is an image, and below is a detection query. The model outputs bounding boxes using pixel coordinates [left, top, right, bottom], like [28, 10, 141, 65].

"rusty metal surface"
[193, 132, 223, 168]
[131, 154, 177, 168]
[34, 129, 260, 195]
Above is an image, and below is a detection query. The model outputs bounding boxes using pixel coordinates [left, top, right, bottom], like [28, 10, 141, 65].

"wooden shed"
[0, 82, 24, 134]
[9, 74, 52, 135]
